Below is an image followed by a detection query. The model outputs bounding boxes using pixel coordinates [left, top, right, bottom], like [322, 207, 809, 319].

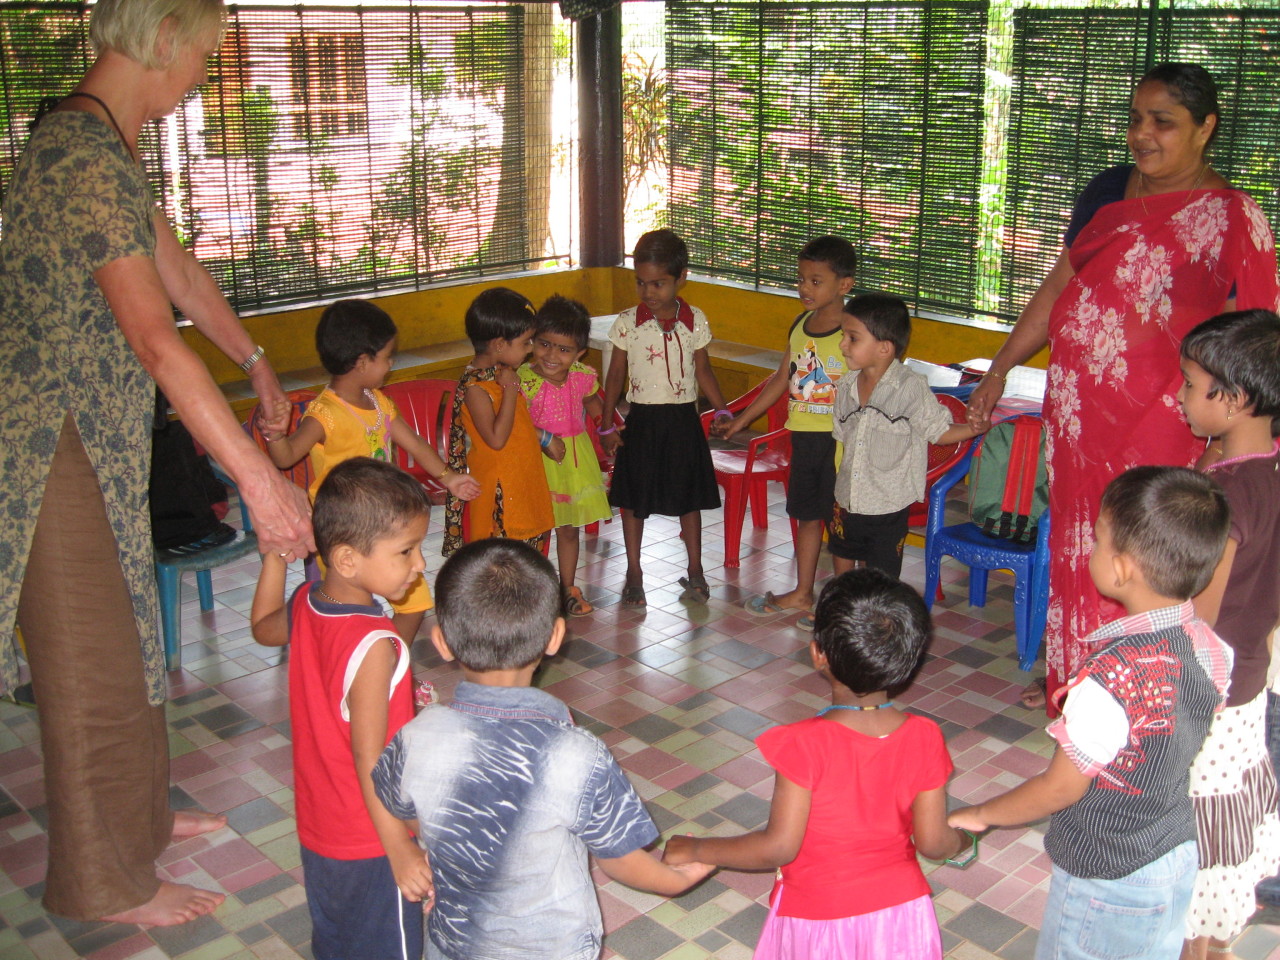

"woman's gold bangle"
[438, 467, 452, 480]
[984, 370, 1007, 383]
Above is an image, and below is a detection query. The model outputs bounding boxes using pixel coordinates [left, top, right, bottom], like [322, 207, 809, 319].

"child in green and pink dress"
[518, 295, 611, 615]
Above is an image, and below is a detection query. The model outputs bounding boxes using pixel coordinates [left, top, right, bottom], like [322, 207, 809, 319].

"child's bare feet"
[101, 880, 225, 927]
[171, 810, 227, 840]
[1018, 678, 1047, 709]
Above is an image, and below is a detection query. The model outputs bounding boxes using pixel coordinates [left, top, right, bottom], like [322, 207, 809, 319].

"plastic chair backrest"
[247, 388, 317, 492]
[381, 379, 456, 482]
[968, 414, 1048, 544]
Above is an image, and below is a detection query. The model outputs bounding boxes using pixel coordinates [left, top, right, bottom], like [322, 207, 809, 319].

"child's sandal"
[678, 576, 710, 604]
[565, 586, 594, 617]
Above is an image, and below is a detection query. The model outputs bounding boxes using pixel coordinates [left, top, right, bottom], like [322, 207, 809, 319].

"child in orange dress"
[442, 288, 554, 556]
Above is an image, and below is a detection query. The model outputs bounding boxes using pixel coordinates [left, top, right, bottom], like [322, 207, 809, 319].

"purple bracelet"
[713, 409, 733, 419]
[597, 424, 617, 436]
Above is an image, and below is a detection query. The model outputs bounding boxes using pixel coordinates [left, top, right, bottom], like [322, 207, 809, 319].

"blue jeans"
[1036, 841, 1197, 960]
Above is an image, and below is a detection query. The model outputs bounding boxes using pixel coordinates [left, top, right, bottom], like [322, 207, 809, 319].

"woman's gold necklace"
[1138, 162, 1210, 214]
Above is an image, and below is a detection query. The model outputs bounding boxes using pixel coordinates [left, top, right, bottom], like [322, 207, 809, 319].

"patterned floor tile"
[4, 491, 1280, 959]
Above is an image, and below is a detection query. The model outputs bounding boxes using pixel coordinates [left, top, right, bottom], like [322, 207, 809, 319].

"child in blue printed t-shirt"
[373, 539, 713, 960]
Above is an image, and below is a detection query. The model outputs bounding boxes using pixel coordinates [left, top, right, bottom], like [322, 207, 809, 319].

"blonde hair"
[90, 0, 225, 70]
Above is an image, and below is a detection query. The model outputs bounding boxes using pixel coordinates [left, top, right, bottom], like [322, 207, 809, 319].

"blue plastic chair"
[922, 437, 1051, 671]
[154, 469, 258, 672]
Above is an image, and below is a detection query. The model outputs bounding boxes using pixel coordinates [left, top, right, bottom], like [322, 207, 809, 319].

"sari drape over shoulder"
[1044, 186, 1278, 698]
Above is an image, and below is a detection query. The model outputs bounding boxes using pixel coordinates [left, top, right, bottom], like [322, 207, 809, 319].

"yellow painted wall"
[185, 266, 1046, 385]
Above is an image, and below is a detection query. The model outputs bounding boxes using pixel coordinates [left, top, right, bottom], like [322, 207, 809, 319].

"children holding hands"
[518, 295, 613, 615]
[442, 288, 555, 556]
[665, 569, 969, 959]
[949, 466, 1234, 960]
[601, 228, 729, 607]
[372, 539, 714, 960]
[257, 299, 479, 642]
[251, 458, 435, 960]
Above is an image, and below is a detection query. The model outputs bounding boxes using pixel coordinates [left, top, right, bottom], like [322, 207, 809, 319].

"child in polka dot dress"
[1178, 311, 1280, 958]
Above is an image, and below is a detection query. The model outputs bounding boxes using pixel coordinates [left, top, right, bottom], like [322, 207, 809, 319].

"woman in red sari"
[966, 63, 1279, 706]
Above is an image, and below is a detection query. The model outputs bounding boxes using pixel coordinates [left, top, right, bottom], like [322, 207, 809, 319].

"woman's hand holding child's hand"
[947, 805, 988, 834]
[257, 398, 291, 439]
[444, 471, 482, 501]
[545, 435, 566, 463]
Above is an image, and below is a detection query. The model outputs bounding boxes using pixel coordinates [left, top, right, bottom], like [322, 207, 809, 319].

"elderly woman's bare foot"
[101, 881, 225, 927]
[171, 810, 227, 840]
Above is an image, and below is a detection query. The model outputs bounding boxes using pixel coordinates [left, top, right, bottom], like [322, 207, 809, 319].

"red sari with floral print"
[1043, 186, 1278, 703]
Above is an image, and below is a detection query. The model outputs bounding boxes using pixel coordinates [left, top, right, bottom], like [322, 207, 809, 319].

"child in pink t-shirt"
[664, 570, 968, 960]
[517, 295, 611, 616]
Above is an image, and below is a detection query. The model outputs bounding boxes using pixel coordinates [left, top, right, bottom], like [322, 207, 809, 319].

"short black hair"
[312, 457, 431, 563]
[1139, 63, 1221, 145]
[465, 287, 537, 353]
[633, 228, 689, 279]
[434, 538, 563, 671]
[844, 293, 911, 358]
[1181, 309, 1280, 434]
[798, 235, 858, 280]
[1100, 466, 1229, 600]
[812, 569, 932, 697]
[316, 299, 398, 376]
[535, 294, 592, 352]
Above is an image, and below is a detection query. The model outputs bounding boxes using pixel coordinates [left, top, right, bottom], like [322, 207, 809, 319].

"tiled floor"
[4, 492, 1280, 960]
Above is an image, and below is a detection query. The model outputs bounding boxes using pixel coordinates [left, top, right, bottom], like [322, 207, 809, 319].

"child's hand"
[669, 859, 716, 886]
[545, 435, 566, 463]
[389, 844, 436, 907]
[662, 834, 697, 866]
[947, 805, 989, 833]
[600, 426, 623, 456]
[711, 414, 742, 440]
[444, 470, 481, 501]
[495, 365, 518, 390]
[257, 398, 291, 438]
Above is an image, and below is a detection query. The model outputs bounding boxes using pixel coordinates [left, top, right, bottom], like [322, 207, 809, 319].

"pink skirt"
[752, 887, 942, 960]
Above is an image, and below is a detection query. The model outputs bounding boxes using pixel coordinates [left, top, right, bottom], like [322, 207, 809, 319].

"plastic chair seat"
[709, 447, 789, 477]
[155, 525, 257, 672]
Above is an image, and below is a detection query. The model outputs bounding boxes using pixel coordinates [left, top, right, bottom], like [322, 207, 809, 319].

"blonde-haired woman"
[0, 0, 313, 927]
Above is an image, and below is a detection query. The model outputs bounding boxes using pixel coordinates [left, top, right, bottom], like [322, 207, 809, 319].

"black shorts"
[827, 503, 911, 578]
[785, 431, 837, 522]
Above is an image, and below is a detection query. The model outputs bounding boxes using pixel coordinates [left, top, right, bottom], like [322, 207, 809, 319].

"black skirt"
[609, 402, 721, 520]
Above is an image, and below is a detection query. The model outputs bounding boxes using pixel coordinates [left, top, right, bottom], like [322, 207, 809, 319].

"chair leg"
[197, 569, 214, 612]
[584, 520, 600, 536]
[967, 568, 989, 608]
[155, 564, 182, 672]
[923, 548, 943, 611]
[1012, 569, 1031, 668]
[747, 480, 769, 529]
[722, 479, 749, 569]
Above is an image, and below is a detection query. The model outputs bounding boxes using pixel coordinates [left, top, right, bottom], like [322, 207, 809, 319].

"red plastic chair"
[699, 376, 794, 569]
[380, 378, 457, 505]
[907, 393, 975, 528]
